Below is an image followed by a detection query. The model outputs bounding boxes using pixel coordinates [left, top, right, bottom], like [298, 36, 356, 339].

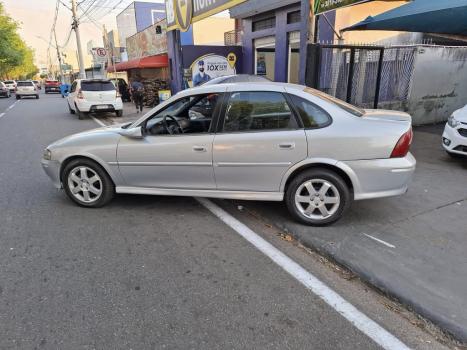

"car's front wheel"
[62, 159, 114, 208]
[285, 168, 351, 226]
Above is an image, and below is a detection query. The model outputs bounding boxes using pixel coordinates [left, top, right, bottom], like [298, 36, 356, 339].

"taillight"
[77, 89, 84, 99]
[116, 90, 121, 98]
[391, 128, 413, 158]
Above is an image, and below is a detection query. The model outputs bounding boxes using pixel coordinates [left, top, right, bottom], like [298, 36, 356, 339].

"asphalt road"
[0, 93, 449, 349]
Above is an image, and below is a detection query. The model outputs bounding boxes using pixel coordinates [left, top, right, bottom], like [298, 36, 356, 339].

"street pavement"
[0, 92, 453, 349]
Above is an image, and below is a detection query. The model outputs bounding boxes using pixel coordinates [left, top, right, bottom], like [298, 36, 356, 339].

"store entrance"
[254, 36, 275, 81]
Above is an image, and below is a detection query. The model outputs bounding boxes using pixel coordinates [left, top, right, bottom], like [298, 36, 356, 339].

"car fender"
[59, 151, 124, 186]
[279, 157, 362, 194]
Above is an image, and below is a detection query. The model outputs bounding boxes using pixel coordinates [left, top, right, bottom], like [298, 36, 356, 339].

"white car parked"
[67, 79, 123, 120]
[442, 104, 467, 156]
[15, 80, 39, 99]
[3, 80, 16, 92]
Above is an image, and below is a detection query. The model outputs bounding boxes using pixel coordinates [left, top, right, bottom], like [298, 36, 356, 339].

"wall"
[379, 46, 467, 125]
[193, 17, 236, 45]
[116, 3, 137, 48]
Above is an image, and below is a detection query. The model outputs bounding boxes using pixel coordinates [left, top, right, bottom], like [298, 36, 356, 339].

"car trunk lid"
[363, 109, 412, 124]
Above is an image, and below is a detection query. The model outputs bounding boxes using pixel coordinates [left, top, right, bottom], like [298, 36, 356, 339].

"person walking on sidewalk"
[130, 78, 144, 113]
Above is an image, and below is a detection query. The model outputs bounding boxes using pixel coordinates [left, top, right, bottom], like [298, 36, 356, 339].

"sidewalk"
[228, 124, 467, 344]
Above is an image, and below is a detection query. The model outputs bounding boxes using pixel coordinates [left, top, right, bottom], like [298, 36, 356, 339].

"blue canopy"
[342, 0, 467, 36]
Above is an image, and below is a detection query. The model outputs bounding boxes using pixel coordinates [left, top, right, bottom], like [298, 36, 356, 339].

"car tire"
[285, 168, 351, 226]
[115, 110, 123, 118]
[62, 158, 115, 208]
[36, 95, 39, 99]
[16, 95, 20, 100]
[76, 105, 86, 120]
[68, 103, 75, 114]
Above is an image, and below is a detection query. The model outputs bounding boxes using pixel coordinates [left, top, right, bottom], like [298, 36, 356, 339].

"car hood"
[48, 123, 127, 149]
[452, 104, 467, 122]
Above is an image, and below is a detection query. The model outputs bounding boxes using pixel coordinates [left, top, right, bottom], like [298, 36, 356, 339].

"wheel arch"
[281, 159, 359, 198]
[59, 154, 117, 186]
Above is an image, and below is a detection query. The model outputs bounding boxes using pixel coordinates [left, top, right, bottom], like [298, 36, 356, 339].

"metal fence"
[309, 44, 417, 109]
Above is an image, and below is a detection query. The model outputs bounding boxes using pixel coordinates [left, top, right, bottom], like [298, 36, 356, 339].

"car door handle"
[192, 146, 207, 152]
[279, 142, 295, 149]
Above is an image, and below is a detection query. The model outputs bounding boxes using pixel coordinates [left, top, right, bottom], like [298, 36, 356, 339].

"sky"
[2, 0, 165, 68]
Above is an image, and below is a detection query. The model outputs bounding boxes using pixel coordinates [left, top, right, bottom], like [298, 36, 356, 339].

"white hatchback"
[67, 79, 123, 120]
[15, 81, 39, 99]
[442, 104, 467, 156]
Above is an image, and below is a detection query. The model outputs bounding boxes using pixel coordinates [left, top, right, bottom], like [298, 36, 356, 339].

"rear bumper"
[339, 153, 416, 200]
[75, 99, 123, 113]
[41, 159, 62, 189]
[45, 87, 60, 92]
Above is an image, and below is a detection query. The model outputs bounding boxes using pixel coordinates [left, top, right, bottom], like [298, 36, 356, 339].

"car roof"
[178, 81, 305, 97]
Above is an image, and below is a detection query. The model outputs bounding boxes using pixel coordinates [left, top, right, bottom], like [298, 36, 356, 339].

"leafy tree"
[0, 2, 38, 79]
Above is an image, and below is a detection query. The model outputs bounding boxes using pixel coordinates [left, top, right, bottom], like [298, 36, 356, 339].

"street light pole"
[71, 0, 86, 79]
[53, 28, 65, 84]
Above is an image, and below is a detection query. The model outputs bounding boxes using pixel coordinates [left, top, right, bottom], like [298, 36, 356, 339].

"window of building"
[223, 92, 296, 132]
[289, 94, 332, 128]
[252, 17, 276, 32]
[287, 10, 301, 24]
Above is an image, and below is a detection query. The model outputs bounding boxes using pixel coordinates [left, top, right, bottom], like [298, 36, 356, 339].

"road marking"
[8, 101, 18, 109]
[90, 115, 106, 127]
[0, 113, 5, 119]
[197, 198, 410, 350]
[363, 233, 396, 249]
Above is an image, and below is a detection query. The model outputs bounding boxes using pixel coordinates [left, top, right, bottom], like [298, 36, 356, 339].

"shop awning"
[342, 0, 467, 36]
[107, 54, 169, 72]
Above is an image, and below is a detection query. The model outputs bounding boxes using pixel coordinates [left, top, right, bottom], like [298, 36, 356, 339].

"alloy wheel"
[294, 179, 340, 220]
[67, 166, 103, 204]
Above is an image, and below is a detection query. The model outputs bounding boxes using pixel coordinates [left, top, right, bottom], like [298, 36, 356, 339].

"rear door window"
[223, 91, 296, 132]
[81, 81, 115, 91]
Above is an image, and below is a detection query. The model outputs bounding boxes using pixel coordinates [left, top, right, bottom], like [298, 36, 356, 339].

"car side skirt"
[116, 186, 284, 201]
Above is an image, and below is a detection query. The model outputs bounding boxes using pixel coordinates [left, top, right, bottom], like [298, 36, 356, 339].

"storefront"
[107, 19, 171, 105]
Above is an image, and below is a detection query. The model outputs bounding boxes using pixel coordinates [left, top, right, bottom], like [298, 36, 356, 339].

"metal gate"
[306, 44, 417, 109]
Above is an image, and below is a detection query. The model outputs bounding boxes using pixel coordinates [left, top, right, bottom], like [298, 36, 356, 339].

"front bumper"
[442, 123, 467, 155]
[41, 159, 62, 189]
[339, 153, 416, 201]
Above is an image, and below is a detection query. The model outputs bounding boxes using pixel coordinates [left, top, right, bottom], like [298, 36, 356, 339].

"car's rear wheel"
[16, 95, 20, 100]
[285, 168, 351, 226]
[115, 110, 123, 117]
[68, 103, 75, 114]
[62, 159, 114, 208]
[36, 95, 39, 99]
[76, 105, 86, 120]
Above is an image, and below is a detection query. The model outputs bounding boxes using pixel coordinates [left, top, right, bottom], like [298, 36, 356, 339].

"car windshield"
[304, 87, 365, 117]
[17, 81, 34, 86]
[81, 81, 115, 91]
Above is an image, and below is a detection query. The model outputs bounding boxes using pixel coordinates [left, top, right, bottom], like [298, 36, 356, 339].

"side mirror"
[118, 126, 144, 139]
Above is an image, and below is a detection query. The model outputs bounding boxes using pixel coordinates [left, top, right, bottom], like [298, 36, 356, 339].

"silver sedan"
[42, 82, 416, 225]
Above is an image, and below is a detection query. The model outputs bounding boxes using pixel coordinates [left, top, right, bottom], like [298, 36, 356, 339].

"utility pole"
[71, 0, 86, 78]
[53, 28, 65, 83]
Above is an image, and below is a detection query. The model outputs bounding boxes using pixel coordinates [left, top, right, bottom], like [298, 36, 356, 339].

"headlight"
[448, 115, 460, 128]
[43, 148, 52, 160]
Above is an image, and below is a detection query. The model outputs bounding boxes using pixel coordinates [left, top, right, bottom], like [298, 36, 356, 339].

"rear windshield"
[46, 80, 59, 84]
[304, 87, 365, 117]
[17, 81, 34, 86]
[4, 81, 14, 84]
[81, 81, 115, 91]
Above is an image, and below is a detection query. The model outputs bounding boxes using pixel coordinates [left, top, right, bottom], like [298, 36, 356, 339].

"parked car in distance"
[42, 82, 416, 225]
[442, 104, 467, 157]
[0, 82, 11, 98]
[66, 79, 123, 119]
[3, 80, 16, 92]
[33, 80, 42, 90]
[15, 80, 39, 99]
[45, 80, 61, 94]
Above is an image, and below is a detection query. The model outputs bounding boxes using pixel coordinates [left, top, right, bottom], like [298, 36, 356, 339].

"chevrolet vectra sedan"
[42, 82, 416, 225]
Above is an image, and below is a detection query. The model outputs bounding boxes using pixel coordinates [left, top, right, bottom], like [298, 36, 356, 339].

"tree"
[0, 2, 38, 79]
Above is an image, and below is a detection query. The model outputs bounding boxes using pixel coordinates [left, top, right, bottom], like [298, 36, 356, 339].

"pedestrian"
[130, 78, 144, 113]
